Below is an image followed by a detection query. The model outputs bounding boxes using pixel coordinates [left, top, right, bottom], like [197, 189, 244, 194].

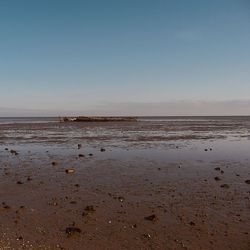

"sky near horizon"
[0, 0, 250, 116]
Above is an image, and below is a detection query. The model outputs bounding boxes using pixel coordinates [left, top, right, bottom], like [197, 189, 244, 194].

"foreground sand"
[0, 119, 250, 249]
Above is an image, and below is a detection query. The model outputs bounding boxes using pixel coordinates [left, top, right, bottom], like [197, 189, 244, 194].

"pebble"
[220, 184, 229, 189]
[65, 227, 81, 236]
[214, 177, 221, 181]
[144, 214, 157, 221]
[65, 169, 75, 174]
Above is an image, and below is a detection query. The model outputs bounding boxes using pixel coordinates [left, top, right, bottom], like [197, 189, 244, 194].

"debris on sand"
[144, 214, 157, 221]
[65, 227, 81, 236]
[220, 184, 229, 189]
[245, 180, 250, 184]
[65, 169, 75, 174]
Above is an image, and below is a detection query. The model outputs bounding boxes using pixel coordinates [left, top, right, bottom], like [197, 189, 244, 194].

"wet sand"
[0, 118, 250, 249]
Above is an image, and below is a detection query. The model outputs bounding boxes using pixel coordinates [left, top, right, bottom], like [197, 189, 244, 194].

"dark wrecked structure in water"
[61, 116, 137, 122]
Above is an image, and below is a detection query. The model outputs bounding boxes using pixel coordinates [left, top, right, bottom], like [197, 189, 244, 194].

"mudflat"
[0, 117, 249, 250]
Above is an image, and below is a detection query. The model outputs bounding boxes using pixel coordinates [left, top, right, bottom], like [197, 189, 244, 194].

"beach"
[0, 117, 249, 250]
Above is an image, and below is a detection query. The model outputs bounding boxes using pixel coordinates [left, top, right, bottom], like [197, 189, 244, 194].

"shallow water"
[1, 116, 250, 164]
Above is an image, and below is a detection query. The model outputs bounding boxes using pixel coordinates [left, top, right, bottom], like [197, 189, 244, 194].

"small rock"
[245, 180, 250, 184]
[88, 153, 93, 156]
[65, 169, 75, 174]
[214, 177, 221, 181]
[17, 181, 23, 185]
[214, 167, 221, 171]
[84, 205, 95, 212]
[10, 150, 18, 155]
[143, 233, 151, 239]
[65, 227, 81, 236]
[118, 196, 124, 202]
[144, 214, 157, 221]
[220, 184, 229, 189]
[77, 144, 82, 149]
[100, 148, 106, 152]
[27, 176, 32, 181]
[52, 161, 58, 166]
[78, 154, 84, 158]
[189, 221, 195, 226]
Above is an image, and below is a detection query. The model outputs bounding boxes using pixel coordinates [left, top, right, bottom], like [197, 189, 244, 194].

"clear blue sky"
[0, 0, 249, 115]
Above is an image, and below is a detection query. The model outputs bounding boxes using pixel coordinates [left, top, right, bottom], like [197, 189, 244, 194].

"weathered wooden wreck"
[61, 116, 137, 122]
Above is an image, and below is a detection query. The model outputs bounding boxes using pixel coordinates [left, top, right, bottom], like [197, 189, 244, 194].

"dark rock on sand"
[143, 233, 151, 239]
[214, 167, 221, 171]
[78, 154, 84, 158]
[220, 184, 229, 189]
[65, 227, 81, 236]
[16, 181, 23, 185]
[52, 161, 58, 166]
[118, 196, 124, 202]
[100, 148, 106, 152]
[144, 214, 157, 221]
[84, 205, 95, 212]
[214, 177, 221, 181]
[88, 153, 93, 156]
[245, 180, 250, 184]
[77, 144, 82, 149]
[27, 176, 32, 181]
[10, 150, 18, 155]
